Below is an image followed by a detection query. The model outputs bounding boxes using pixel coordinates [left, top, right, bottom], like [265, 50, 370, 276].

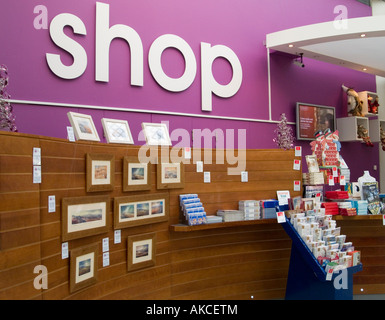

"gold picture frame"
[70, 243, 98, 293]
[61, 195, 110, 241]
[127, 233, 156, 272]
[114, 193, 169, 229]
[123, 156, 151, 192]
[157, 162, 185, 189]
[86, 153, 115, 192]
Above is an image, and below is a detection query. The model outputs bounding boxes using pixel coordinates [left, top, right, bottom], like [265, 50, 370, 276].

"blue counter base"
[281, 218, 362, 300]
[285, 244, 362, 300]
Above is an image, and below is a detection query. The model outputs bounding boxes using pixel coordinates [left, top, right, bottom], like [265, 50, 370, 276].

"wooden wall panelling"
[1, 131, 304, 300]
[335, 217, 385, 295]
[0, 132, 42, 300]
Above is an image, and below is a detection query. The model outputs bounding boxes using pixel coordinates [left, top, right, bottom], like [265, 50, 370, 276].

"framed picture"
[61, 195, 110, 241]
[141, 122, 172, 146]
[123, 156, 151, 192]
[296, 103, 336, 141]
[127, 233, 156, 272]
[305, 155, 320, 173]
[86, 153, 115, 192]
[70, 243, 98, 293]
[114, 193, 169, 229]
[101, 118, 134, 144]
[67, 112, 100, 142]
[157, 162, 185, 189]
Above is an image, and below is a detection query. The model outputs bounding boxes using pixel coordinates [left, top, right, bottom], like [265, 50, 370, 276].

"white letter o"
[149, 34, 197, 92]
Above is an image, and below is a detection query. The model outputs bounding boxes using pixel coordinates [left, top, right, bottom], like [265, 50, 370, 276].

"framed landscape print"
[67, 112, 100, 142]
[127, 233, 156, 272]
[61, 195, 110, 241]
[86, 153, 115, 192]
[123, 156, 151, 192]
[114, 193, 169, 229]
[157, 162, 185, 189]
[101, 118, 134, 144]
[70, 243, 98, 293]
[141, 122, 172, 146]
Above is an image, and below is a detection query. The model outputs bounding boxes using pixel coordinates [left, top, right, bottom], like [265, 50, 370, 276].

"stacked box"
[238, 200, 261, 220]
[261, 199, 278, 219]
[216, 210, 244, 222]
[179, 194, 207, 226]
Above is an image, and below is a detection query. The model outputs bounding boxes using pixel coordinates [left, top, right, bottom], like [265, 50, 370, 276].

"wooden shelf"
[169, 218, 277, 232]
[333, 214, 383, 221]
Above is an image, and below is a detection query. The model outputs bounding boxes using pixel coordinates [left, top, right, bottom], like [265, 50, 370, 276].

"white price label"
[48, 195, 56, 213]
[103, 252, 110, 267]
[293, 160, 301, 171]
[241, 171, 248, 182]
[102, 237, 109, 252]
[276, 212, 286, 223]
[62, 242, 69, 259]
[204, 172, 211, 183]
[295, 146, 302, 157]
[114, 230, 121, 244]
[294, 180, 301, 191]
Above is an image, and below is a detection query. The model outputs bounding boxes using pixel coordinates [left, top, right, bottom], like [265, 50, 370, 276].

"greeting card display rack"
[281, 217, 362, 300]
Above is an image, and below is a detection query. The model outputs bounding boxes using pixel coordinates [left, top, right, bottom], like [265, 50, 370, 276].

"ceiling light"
[363, 68, 367, 71]
[288, 44, 294, 48]
[360, 34, 366, 38]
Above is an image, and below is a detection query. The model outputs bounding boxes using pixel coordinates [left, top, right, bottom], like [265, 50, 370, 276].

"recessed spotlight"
[288, 44, 294, 48]
[360, 34, 366, 38]
[363, 68, 367, 71]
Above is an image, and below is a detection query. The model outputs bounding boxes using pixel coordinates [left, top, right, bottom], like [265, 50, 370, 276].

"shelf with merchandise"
[281, 216, 362, 300]
[169, 218, 277, 232]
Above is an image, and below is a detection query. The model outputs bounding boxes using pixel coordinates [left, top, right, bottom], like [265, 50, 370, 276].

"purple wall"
[0, 0, 379, 182]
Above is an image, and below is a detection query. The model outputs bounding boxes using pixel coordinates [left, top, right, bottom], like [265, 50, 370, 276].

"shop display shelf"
[169, 218, 277, 232]
[281, 217, 362, 300]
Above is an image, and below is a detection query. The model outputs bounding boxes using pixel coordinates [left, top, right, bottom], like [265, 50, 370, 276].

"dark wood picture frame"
[157, 162, 185, 189]
[114, 193, 169, 229]
[123, 156, 151, 192]
[127, 233, 156, 272]
[86, 153, 115, 192]
[61, 195, 110, 241]
[70, 243, 98, 293]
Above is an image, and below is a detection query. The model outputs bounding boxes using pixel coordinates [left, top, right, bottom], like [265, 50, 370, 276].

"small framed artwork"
[157, 162, 185, 189]
[67, 112, 100, 142]
[101, 118, 134, 144]
[123, 156, 151, 192]
[70, 243, 98, 293]
[127, 233, 156, 272]
[61, 195, 110, 241]
[114, 193, 169, 229]
[141, 122, 172, 146]
[86, 153, 115, 192]
[305, 155, 320, 173]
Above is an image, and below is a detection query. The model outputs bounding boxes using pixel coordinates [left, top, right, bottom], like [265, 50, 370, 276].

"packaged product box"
[348, 250, 361, 266]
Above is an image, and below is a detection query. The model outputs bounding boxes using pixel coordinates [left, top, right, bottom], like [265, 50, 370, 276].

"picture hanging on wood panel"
[67, 112, 100, 142]
[101, 118, 134, 144]
[127, 233, 156, 272]
[86, 153, 115, 192]
[70, 243, 98, 293]
[114, 193, 169, 229]
[123, 156, 151, 192]
[157, 162, 185, 189]
[61, 195, 110, 241]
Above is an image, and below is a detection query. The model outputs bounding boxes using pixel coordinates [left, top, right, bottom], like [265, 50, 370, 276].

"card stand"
[281, 217, 362, 300]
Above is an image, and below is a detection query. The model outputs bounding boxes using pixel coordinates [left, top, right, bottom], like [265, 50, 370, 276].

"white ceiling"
[265, 15, 385, 77]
